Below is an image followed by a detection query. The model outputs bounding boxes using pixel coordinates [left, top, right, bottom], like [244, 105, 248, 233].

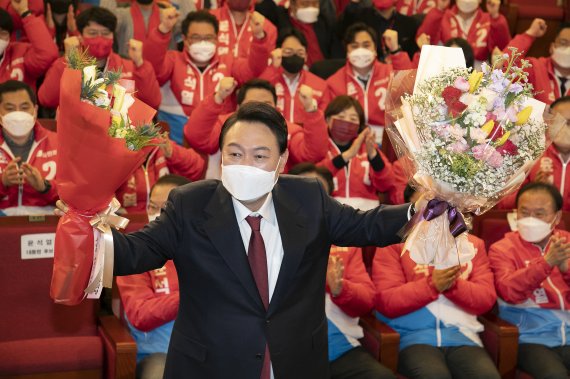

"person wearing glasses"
[142, 9, 272, 146]
[38, 6, 161, 110]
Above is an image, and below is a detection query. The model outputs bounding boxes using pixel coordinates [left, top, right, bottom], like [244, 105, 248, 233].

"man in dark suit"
[111, 102, 413, 379]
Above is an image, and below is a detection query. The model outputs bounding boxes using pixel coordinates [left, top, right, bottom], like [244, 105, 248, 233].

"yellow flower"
[495, 131, 511, 146]
[481, 120, 495, 135]
[515, 106, 532, 125]
[468, 71, 484, 93]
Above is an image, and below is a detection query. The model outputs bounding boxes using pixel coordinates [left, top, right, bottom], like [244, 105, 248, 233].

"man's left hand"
[21, 163, 46, 192]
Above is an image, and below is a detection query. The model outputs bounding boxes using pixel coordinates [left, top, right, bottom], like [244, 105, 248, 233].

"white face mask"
[0, 39, 9, 56]
[552, 46, 570, 69]
[295, 7, 319, 23]
[348, 47, 375, 69]
[456, 0, 479, 13]
[2, 111, 35, 138]
[221, 157, 281, 201]
[188, 41, 216, 63]
[517, 216, 554, 243]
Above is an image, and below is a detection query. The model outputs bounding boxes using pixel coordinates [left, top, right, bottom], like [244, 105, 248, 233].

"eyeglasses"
[187, 34, 217, 43]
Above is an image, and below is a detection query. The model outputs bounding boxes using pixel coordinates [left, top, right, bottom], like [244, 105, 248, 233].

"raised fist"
[250, 11, 266, 40]
[526, 18, 547, 38]
[128, 39, 144, 67]
[383, 29, 399, 53]
[64, 35, 81, 56]
[159, 6, 179, 34]
[214, 77, 238, 104]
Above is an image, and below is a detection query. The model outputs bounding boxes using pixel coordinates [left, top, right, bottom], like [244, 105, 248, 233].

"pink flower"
[448, 141, 469, 153]
[472, 144, 503, 168]
[470, 128, 488, 143]
[454, 77, 470, 92]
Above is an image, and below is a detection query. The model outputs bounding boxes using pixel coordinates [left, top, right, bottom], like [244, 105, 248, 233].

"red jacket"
[117, 260, 179, 332]
[324, 53, 412, 129]
[0, 123, 59, 209]
[327, 245, 376, 318]
[387, 157, 409, 205]
[396, 0, 435, 16]
[373, 235, 496, 319]
[497, 145, 570, 211]
[507, 33, 564, 105]
[210, 5, 277, 58]
[260, 67, 327, 125]
[143, 27, 271, 118]
[318, 140, 396, 209]
[0, 15, 58, 90]
[489, 230, 570, 308]
[116, 143, 206, 213]
[38, 52, 161, 110]
[183, 94, 329, 170]
[416, 6, 510, 62]
[0, 0, 44, 41]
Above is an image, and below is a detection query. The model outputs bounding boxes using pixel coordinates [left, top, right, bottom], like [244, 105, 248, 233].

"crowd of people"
[0, 0, 569, 377]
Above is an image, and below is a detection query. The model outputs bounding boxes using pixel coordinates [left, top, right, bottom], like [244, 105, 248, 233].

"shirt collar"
[232, 192, 277, 226]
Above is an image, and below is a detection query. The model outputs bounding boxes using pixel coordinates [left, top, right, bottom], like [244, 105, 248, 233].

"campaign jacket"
[118, 260, 179, 361]
[396, 0, 435, 16]
[489, 230, 570, 347]
[416, 6, 510, 63]
[373, 236, 497, 350]
[318, 139, 396, 210]
[260, 67, 327, 125]
[387, 158, 409, 205]
[0, 15, 58, 90]
[0, 123, 59, 209]
[116, 143, 207, 213]
[325, 54, 412, 130]
[38, 52, 161, 110]
[210, 5, 277, 58]
[326, 245, 375, 361]
[0, 0, 44, 41]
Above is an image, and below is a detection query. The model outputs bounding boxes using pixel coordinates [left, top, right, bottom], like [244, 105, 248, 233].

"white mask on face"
[2, 111, 35, 138]
[221, 157, 281, 201]
[456, 0, 479, 13]
[552, 46, 570, 69]
[517, 216, 555, 243]
[0, 39, 9, 56]
[295, 7, 319, 23]
[348, 47, 375, 69]
[188, 41, 216, 63]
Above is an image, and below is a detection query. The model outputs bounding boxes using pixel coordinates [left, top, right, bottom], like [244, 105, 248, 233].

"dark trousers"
[398, 344, 500, 379]
[330, 346, 396, 379]
[518, 344, 570, 379]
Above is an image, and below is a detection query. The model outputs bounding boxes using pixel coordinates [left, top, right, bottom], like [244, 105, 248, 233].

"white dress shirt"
[232, 193, 284, 379]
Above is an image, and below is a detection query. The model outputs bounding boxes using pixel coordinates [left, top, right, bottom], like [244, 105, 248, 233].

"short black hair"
[236, 79, 277, 106]
[0, 80, 37, 105]
[343, 22, 378, 49]
[404, 184, 416, 203]
[152, 174, 191, 194]
[445, 38, 474, 69]
[76, 7, 117, 34]
[182, 10, 219, 37]
[289, 162, 334, 195]
[558, 22, 570, 36]
[551, 96, 570, 109]
[516, 182, 563, 212]
[324, 95, 366, 131]
[219, 102, 288, 154]
[276, 28, 308, 50]
[0, 8, 13, 35]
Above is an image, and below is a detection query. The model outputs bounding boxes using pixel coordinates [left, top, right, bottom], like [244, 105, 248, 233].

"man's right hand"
[526, 18, 547, 38]
[159, 6, 179, 34]
[64, 36, 81, 56]
[545, 234, 570, 267]
[214, 77, 238, 105]
[1, 157, 22, 187]
[431, 265, 461, 293]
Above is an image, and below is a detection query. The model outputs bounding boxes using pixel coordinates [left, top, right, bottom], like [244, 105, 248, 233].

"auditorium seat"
[0, 215, 136, 379]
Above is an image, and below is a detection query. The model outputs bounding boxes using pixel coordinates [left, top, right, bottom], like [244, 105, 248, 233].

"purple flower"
[489, 69, 510, 93]
[509, 82, 523, 94]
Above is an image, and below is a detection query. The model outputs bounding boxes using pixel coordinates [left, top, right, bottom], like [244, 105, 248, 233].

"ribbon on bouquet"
[422, 199, 467, 238]
[84, 198, 129, 294]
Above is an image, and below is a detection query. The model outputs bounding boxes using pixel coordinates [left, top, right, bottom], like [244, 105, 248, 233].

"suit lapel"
[268, 183, 308, 316]
[203, 183, 264, 309]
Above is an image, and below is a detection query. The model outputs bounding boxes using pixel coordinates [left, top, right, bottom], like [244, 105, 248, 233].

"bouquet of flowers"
[385, 45, 565, 269]
[51, 49, 160, 305]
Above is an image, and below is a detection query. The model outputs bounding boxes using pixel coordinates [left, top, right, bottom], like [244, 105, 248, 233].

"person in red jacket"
[396, 0, 435, 16]
[497, 96, 570, 211]
[317, 95, 396, 210]
[116, 135, 207, 213]
[416, 0, 510, 66]
[0, 81, 58, 216]
[117, 174, 190, 379]
[210, 0, 277, 58]
[0, 3, 58, 90]
[0, 0, 43, 41]
[489, 182, 570, 379]
[184, 78, 328, 178]
[373, 235, 499, 379]
[38, 7, 161, 111]
[261, 28, 327, 125]
[143, 9, 271, 146]
[325, 23, 412, 144]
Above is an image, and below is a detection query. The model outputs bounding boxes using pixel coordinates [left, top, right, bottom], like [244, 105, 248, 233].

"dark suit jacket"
[112, 175, 409, 379]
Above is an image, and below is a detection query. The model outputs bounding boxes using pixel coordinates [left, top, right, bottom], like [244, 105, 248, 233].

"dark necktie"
[559, 76, 568, 96]
[245, 215, 270, 379]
